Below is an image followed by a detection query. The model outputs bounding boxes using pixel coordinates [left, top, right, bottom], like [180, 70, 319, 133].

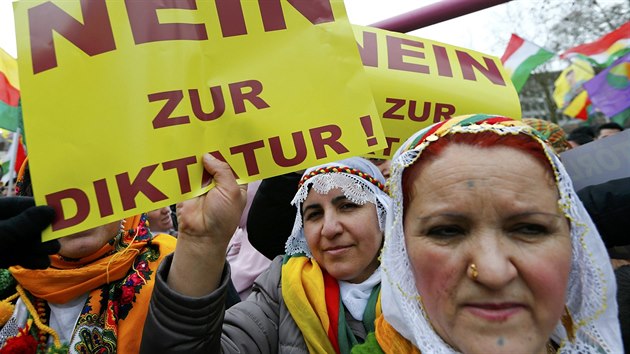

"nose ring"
[468, 263, 478, 280]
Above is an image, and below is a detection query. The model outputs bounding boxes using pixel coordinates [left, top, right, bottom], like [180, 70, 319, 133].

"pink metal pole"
[369, 0, 513, 33]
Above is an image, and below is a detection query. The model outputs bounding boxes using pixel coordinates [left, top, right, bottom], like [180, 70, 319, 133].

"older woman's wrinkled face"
[303, 188, 382, 283]
[58, 221, 120, 259]
[403, 144, 571, 354]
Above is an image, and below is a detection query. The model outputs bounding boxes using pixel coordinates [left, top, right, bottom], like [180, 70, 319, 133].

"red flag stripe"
[0, 72, 20, 107]
[323, 272, 341, 354]
[561, 21, 630, 58]
[14, 137, 26, 174]
[501, 34, 525, 63]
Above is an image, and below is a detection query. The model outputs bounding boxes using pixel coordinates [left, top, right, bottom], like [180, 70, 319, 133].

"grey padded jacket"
[140, 254, 368, 353]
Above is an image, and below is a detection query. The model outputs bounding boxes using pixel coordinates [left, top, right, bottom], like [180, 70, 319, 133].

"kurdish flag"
[1, 131, 26, 181]
[562, 90, 590, 120]
[553, 59, 594, 110]
[584, 53, 630, 119]
[560, 21, 630, 69]
[501, 34, 555, 93]
[0, 48, 20, 132]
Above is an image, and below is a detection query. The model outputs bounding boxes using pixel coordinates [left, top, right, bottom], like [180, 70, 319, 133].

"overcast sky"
[0, 1, 625, 59]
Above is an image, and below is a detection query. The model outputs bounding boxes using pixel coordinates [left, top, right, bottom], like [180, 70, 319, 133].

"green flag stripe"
[511, 49, 555, 92]
[0, 101, 20, 132]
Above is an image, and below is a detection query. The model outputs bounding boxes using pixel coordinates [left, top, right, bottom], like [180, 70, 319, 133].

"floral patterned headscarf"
[380, 114, 622, 353]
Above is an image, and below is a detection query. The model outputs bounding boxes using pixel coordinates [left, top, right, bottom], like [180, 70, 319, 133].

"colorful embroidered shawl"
[7, 215, 176, 353]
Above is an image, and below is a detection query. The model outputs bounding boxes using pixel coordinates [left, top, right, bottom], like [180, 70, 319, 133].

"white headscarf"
[381, 115, 622, 353]
[284, 156, 392, 258]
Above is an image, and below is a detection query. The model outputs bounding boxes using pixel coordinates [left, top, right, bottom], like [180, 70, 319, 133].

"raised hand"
[169, 154, 248, 296]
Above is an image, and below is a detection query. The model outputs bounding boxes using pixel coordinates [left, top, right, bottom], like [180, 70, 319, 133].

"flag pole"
[6, 127, 20, 196]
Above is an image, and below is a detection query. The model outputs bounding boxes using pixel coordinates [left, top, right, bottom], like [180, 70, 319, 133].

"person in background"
[367, 158, 392, 180]
[141, 156, 392, 353]
[225, 180, 272, 301]
[353, 115, 622, 353]
[146, 206, 177, 237]
[596, 122, 624, 139]
[567, 125, 595, 148]
[247, 173, 301, 260]
[578, 176, 630, 352]
[0, 160, 177, 353]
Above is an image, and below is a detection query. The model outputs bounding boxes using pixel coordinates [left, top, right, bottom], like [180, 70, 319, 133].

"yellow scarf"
[374, 315, 422, 354]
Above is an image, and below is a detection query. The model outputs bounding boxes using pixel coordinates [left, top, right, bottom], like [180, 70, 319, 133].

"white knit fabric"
[381, 122, 623, 353]
[339, 267, 382, 321]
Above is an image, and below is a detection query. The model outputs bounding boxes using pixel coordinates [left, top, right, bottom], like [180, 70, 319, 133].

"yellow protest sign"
[353, 26, 521, 158]
[14, 0, 384, 240]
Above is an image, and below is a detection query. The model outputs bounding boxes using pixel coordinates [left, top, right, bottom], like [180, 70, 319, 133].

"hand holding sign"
[15, 0, 384, 240]
[168, 154, 247, 296]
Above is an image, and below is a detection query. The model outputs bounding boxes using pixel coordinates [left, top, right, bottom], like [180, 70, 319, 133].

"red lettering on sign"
[202, 151, 240, 187]
[216, 0, 247, 37]
[433, 103, 455, 123]
[116, 164, 168, 210]
[229, 80, 270, 114]
[93, 178, 113, 217]
[29, 0, 116, 74]
[309, 125, 348, 159]
[433, 45, 453, 78]
[408, 101, 431, 122]
[150, 80, 269, 128]
[126, 0, 208, 44]
[150, 90, 190, 128]
[46, 188, 90, 231]
[387, 35, 429, 74]
[189, 86, 226, 121]
[383, 98, 456, 123]
[269, 132, 307, 167]
[360, 115, 378, 146]
[383, 137, 401, 157]
[357, 30, 378, 68]
[162, 156, 197, 194]
[456, 50, 506, 86]
[29, 0, 335, 73]
[383, 98, 406, 120]
[230, 140, 266, 176]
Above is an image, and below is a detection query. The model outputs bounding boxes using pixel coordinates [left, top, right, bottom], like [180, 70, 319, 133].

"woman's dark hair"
[597, 122, 624, 136]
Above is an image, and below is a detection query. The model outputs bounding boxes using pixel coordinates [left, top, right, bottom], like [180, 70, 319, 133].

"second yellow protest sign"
[14, 0, 384, 240]
[354, 26, 521, 158]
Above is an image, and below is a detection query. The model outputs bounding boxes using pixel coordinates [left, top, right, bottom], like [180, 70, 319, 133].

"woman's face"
[302, 187, 382, 283]
[58, 220, 120, 259]
[147, 206, 174, 232]
[403, 144, 571, 354]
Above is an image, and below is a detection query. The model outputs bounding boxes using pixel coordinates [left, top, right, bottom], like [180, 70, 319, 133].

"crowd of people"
[0, 115, 627, 353]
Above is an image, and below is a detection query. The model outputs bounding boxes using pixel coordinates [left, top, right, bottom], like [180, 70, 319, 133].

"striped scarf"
[281, 256, 381, 354]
